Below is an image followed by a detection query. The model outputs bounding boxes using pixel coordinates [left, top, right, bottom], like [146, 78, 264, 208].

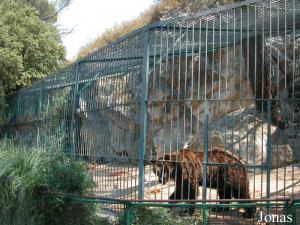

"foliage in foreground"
[0, 139, 103, 225]
[131, 206, 202, 225]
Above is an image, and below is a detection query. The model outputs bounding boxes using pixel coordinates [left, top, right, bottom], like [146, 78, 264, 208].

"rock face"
[78, 109, 140, 159]
[147, 46, 257, 159]
[270, 145, 294, 169]
[77, 37, 299, 168]
[77, 72, 143, 161]
[209, 106, 277, 165]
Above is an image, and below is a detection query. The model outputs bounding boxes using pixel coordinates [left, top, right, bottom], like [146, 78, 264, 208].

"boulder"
[270, 145, 294, 169]
[79, 109, 140, 160]
[210, 105, 277, 165]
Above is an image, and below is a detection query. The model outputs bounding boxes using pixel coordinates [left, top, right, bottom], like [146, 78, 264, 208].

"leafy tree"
[20, 0, 56, 23]
[0, 0, 66, 95]
[20, 0, 72, 23]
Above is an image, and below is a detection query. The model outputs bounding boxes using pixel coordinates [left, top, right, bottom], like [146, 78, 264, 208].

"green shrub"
[0, 139, 102, 225]
[130, 206, 202, 225]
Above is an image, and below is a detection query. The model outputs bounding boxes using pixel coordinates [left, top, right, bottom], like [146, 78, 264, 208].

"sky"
[57, 0, 154, 60]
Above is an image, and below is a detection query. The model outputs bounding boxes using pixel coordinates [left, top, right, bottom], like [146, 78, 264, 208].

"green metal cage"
[4, 0, 300, 223]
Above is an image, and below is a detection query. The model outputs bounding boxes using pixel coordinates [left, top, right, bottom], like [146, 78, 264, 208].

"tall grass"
[0, 139, 102, 225]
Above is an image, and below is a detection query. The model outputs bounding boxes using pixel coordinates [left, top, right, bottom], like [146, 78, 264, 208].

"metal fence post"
[70, 63, 80, 156]
[124, 203, 133, 225]
[202, 100, 209, 223]
[36, 87, 42, 147]
[285, 201, 296, 225]
[266, 99, 271, 215]
[16, 94, 20, 119]
[138, 30, 150, 200]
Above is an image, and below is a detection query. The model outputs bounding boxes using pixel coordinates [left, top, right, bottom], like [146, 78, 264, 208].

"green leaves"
[20, 0, 72, 23]
[0, 0, 66, 95]
[131, 206, 203, 225]
[0, 1, 67, 128]
[0, 139, 96, 225]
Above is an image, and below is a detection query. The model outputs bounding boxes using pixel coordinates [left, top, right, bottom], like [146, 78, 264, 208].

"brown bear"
[152, 147, 256, 218]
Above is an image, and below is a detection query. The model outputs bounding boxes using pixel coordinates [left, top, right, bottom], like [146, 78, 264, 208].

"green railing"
[13, 193, 295, 225]
[69, 197, 300, 225]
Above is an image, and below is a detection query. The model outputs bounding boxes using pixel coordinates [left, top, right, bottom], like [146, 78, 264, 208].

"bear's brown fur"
[152, 147, 256, 218]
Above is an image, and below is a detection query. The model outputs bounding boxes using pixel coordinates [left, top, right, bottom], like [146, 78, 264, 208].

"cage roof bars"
[18, 0, 300, 93]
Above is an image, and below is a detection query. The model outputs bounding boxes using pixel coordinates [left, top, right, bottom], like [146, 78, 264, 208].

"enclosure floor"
[91, 163, 300, 223]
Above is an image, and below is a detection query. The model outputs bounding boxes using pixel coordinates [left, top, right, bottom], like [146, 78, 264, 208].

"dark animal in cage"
[152, 148, 256, 218]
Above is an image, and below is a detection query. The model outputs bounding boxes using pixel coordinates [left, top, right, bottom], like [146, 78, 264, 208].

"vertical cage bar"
[36, 87, 42, 147]
[70, 63, 80, 155]
[202, 100, 209, 222]
[124, 203, 133, 225]
[291, 0, 296, 197]
[266, 99, 272, 215]
[138, 30, 150, 199]
[16, 94, 20, 119]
